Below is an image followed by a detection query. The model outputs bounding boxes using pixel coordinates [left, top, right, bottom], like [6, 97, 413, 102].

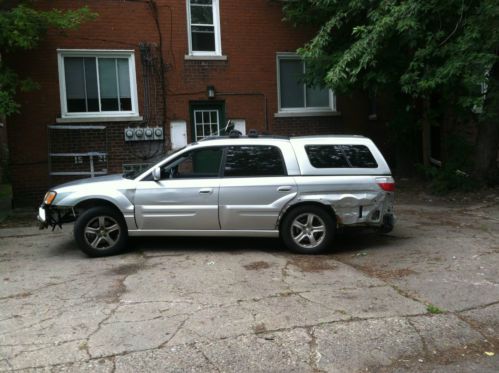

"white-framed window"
[277, 53, 336, 115]
[57, 49, 139, 119]
[193, 109, 220, 141]
[186, 0, 222, 56]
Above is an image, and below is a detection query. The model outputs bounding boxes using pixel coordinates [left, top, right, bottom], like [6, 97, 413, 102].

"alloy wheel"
[83, 216, 121, 250]
[290, 213, 326, 249]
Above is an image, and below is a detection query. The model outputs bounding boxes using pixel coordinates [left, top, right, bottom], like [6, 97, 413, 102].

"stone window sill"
[56, 116, 143, 123]
[184, 55, 228, 61]
[274, 111, 341, 118]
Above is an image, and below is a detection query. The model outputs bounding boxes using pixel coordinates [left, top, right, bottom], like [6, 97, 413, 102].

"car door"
[218, 145, 297, 230]
[134, 146, 223, 231]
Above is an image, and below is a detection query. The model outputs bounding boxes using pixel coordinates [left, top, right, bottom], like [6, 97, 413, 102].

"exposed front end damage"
[38, 205, 76, 230]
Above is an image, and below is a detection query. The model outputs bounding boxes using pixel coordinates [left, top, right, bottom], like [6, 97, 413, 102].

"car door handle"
[199, 188, 213, 194]
[277, 186, 293, 192]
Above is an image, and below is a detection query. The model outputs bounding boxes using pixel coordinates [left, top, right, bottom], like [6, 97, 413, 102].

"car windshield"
[122, 146, 188, 179]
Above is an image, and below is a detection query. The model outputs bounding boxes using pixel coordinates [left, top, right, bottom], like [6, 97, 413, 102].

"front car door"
[134, 146, 223, 231]
[218, 144, 297, 230]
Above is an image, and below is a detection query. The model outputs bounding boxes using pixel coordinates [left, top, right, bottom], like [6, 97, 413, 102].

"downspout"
[147, 0, 168, 129]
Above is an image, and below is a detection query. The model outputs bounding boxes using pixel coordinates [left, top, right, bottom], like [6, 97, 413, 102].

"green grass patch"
[427, 304, 444, 314]
[0, 184, 12, 199]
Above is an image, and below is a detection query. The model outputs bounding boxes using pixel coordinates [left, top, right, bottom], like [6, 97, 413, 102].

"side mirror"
[152, 167, 161, 181]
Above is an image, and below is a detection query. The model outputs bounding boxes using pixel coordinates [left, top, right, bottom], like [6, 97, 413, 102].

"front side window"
[224, 146, 287, 177]
[277, 54, 335, 113]
[187, 0, 222, 55]
[305, 145, 378, 169]
[161, 147, 223, 179]
[57, 50, 139, 118]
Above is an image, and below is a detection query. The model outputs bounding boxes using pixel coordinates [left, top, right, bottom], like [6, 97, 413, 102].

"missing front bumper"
[37, 206, 76, 230]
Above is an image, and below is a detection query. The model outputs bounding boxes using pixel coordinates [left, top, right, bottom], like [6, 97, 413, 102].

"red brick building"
[7, 0, 388, 206]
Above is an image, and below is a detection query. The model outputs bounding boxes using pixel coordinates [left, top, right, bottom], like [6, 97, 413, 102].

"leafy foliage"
[0, 3, 96, 117]
[282, 0, 498, 110]
[282, 0, 499, 186]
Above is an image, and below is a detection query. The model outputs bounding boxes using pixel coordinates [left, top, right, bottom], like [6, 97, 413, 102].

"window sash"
[63, 57, 129, 113]
[57, 50, 139, 119]
[277, 55, 335, 113]
[187, 0, 221, 55]
[190, 2, 214, 26]
[193, 109, 220, 141]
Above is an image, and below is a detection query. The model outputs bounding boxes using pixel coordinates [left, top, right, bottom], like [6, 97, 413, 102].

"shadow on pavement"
[44, 227, 410, 259]
[129, 236, 286, 255]
[333, 228, 411, 254]
[125, 229, 407, 257]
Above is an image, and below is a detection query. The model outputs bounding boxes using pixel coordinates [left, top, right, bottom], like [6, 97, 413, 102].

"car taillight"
[376, 177, 395, 192]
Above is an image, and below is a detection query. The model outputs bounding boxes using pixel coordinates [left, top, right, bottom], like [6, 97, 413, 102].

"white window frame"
[193, 109, 220, 140]
[186, 0, 222, 57]
[57, 49, 140, 120]
[276, 53, 336, 116]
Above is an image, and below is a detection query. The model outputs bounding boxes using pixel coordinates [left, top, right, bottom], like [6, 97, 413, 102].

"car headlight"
[43, 191, 57, 205]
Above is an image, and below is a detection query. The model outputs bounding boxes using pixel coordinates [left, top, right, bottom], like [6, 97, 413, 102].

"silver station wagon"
[38, 134, 395, 257]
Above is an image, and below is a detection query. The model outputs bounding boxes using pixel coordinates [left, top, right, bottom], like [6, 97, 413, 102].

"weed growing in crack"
[427, 304, 444, 314]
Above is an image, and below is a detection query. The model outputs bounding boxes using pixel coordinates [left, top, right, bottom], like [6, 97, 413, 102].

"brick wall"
[7, 0, 383, 206]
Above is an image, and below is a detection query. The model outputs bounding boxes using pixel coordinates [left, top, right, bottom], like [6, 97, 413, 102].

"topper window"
[187, 0, 221, 55]
[57, 50, 139, 119]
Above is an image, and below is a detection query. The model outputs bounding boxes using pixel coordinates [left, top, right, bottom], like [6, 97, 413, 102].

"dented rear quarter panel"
[290, 176, 393, 226]
[286, 136, 394, 228]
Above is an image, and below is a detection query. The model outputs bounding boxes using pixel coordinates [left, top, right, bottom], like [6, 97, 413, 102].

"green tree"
[0, 1, 96, 117]
[282, 0, 499, 184]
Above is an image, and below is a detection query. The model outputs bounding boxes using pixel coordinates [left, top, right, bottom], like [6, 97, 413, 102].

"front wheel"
[74, 206, 128, 257]
[281, 205, 335, 254]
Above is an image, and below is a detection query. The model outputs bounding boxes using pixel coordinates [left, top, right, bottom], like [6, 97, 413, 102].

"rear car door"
[134, 146, 223, 231]
[218, 145, 297, 230]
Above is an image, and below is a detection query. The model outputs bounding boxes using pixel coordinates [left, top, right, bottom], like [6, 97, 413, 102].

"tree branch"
[439, 0, 465, 47]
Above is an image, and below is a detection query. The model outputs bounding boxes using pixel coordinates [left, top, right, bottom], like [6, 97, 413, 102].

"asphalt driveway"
[0, 193, 498, 372]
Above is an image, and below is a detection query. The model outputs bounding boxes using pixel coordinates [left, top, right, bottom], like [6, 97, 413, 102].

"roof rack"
[291, 134, 367, 139]
[199, 128, 290, 141]
[248, 129, 258, 138]
[200, 134, 290, 141]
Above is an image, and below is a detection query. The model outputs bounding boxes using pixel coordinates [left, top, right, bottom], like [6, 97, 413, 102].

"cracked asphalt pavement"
[0, 196, 498, 372]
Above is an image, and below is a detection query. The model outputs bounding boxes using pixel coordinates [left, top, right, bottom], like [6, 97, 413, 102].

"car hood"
[54, 174, 126, 189]
[50, 174, 138, 207]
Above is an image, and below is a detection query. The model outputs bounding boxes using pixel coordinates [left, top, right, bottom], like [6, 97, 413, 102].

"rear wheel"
[281, 205, 335, 254]
[74, 206, 128, 257]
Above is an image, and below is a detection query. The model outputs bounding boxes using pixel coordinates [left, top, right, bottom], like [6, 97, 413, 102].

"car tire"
[74, 206, 128, 257]
[281, 205, 335, 254]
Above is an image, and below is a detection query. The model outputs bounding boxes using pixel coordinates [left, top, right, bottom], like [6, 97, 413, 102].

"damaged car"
[38, 134, 395, 257]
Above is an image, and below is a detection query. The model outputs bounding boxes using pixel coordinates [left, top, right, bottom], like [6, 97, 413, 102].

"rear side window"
[305, 145, 378, 168]
[224, 145, 287, 177]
